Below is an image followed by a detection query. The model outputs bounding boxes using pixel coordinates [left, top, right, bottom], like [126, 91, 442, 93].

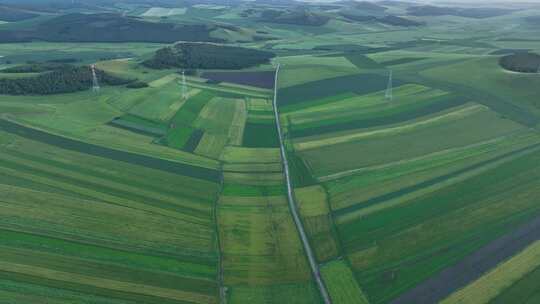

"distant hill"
[340, 12, 377, 22]
[349, 1, 387, 12]
[0, 13, 226, 43]
[143, 42, 275, 70]
[341, 12, 423, 27]
[524, 16, 540, 25]
[0, 5, 39, 22]
[407, 5, 515, 19]
[259, 9, 330, 26]
[499, 53, 540, 73]
[378, 15, 424, 27]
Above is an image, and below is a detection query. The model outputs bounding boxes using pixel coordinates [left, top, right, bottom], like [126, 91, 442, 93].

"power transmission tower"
[91, 64, 100, 93]
[181, 70, 187, 100]
[385, 69, 393, 101]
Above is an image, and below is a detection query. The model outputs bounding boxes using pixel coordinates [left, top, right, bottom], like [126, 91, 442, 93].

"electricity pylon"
[385, 69, 393, 101]
[385, 70, 393, 101]
[91, 64, 100, 93]
[181, 70, 187, 100]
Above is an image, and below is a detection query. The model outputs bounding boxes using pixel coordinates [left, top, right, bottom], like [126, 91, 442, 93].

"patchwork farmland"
[276, 48, 540, 304]
[2, 0, 540, 303]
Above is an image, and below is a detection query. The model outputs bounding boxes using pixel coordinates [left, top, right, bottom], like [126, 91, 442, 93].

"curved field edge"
[0, 119, 220, 181]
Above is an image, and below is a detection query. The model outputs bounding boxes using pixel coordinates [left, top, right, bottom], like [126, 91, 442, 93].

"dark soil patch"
[278, 73, 400, 107]
[202, 71, 275, 89]
[390, 214, 540, 304]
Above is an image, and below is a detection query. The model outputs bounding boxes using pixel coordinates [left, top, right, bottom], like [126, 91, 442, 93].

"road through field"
[272, 63, 332, 304]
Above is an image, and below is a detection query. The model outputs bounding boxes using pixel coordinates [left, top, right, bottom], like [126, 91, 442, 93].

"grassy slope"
[343, 148, 540, 303]
[298, 105, 525, 177]
[0, 130, 220, 304]
[3, 5, 540, 304]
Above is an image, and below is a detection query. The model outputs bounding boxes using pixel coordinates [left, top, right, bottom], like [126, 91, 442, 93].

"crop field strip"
[194, 97, 247, 159]
[217, 143, 320, 301]
[0, 126, 222, 303]
[295, 185, 341, 263]
[321, 260, 369, 304]
[342, 148, 540, 303]
[323, 131, 540, 220]
[391, 215, 540, 304]
[440, 240, 540, 304]
[286, 89, 467, 138]
[332, 141, 540, 219]
[273, 64, 332, 303]
[296, 105, 526, 177]
[127, 80, 192, 122]
[0, 131, 218, 201]
[0, 69, 285, 303]
[275, 39, 540, 304]
[291, 102, 484, 152]
[186, 80, 271, 99]
[411, 57, 540, 127]
[0, 142, 220, 250]
[0, 188, 220, 303]
[0, 150, 214, 220]
[3, 3, 540, 303]
[278, 73, 401, 107]
[163, 91, 215, 150]
[277, 55, 362, 88]
[489, 260, 540, 304]
[0, 119, 220, 181]
[108, 114, 168, 137]
[201, 71, 276, 89]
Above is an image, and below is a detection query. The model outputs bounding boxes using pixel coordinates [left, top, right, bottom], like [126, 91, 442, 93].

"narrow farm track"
[272, 64, 332, 304]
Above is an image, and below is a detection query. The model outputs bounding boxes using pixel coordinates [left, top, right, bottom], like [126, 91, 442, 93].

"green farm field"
[2, 0, 540, 303]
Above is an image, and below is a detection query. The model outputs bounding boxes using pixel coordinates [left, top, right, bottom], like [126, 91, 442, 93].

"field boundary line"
[390, 214, 540, 304]
[272, 63, 332, 304]
[440, 240, 540, 304]
[318, 131, 531, 181]
[0, 118, 220, 181]
[215, 164, 227, 304]
[334, 141, 540, 221]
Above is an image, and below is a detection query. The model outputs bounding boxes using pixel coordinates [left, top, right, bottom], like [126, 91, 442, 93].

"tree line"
[499, 53, 540, 73]
[0, 65, 132, 95]
[143, 42, 275, 70]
